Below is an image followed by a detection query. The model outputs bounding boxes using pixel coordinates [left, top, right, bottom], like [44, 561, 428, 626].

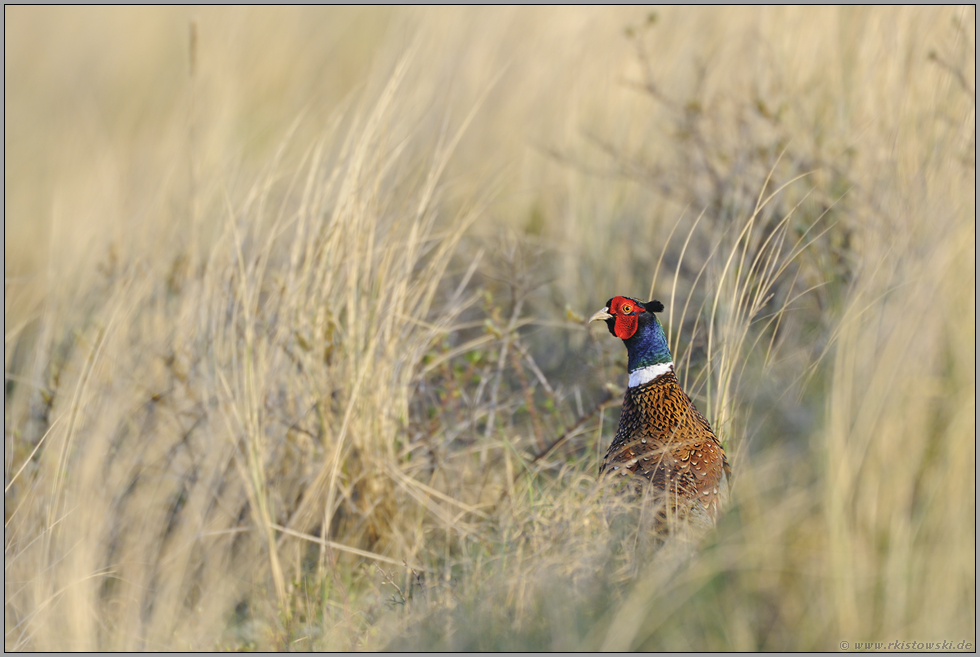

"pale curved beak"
[589, 307, 612, 323]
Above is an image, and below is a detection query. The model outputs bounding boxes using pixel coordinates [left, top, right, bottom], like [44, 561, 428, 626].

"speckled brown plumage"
[600, 369, 730, 524]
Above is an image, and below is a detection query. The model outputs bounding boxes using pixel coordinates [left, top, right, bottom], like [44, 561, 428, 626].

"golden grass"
[5, 6, 975, 651]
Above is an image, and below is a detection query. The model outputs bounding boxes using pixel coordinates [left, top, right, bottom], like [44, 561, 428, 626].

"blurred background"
[5, 6, 975, 650]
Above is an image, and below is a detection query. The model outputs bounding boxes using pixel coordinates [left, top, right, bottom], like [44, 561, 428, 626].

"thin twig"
[522, 390, 616, 476]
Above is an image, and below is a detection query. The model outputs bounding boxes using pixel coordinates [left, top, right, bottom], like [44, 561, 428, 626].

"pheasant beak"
[589, 307, 612, 323]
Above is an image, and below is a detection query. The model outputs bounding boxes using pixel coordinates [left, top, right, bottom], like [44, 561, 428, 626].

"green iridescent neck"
[624, 314, 672, 372]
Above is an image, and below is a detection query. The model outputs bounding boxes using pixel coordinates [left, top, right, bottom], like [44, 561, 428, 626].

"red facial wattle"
[609, 296, 644, 340]
[614, 314, 638, 339]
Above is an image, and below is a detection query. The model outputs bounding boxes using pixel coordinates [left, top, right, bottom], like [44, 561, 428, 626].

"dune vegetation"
[5, 6, 975, 651]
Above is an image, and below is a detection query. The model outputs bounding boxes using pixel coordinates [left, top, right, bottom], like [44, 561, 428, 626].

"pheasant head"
[589, 296, 673, 388]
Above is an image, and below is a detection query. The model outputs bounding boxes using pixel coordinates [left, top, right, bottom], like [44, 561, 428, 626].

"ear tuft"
[643, 299, 665, 313]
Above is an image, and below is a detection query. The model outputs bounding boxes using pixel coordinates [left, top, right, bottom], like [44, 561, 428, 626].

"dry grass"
[5, 6, 975, 651]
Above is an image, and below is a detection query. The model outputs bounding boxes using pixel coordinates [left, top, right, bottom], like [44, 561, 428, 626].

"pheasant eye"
[621, 303, 632, 314]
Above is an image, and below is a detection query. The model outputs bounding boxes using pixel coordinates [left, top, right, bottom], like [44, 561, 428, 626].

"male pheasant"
[590, 296, 730, 526]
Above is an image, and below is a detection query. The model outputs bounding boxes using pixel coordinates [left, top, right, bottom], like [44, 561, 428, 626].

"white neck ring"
[628, 362, 674, 388]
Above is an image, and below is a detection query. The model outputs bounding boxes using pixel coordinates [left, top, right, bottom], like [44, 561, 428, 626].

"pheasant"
[590, 295, 730, 527]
